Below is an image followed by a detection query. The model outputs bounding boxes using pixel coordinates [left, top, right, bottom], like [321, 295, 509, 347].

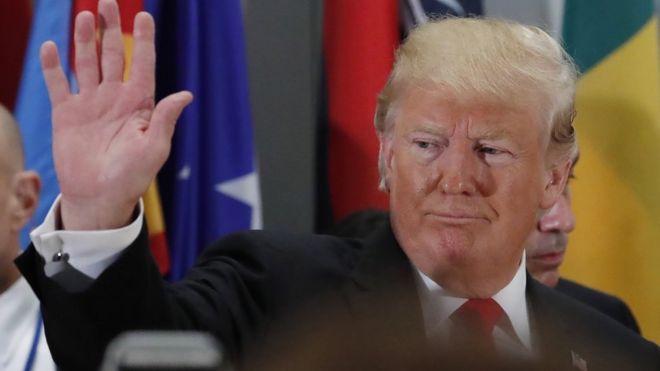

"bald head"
[0, 104, 25, 175]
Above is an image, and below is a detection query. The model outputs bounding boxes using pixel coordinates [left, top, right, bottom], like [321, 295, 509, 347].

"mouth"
[426, 212, 488, 225]
[529, 250, 565, 267]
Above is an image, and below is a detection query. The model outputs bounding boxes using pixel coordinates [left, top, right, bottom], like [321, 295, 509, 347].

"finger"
[40, 41, 71, 106]
[74, 11, 100, 92]
[128, 12, 156, 94]
[98, 0, 125, 82]
[148, 91, 193, 145]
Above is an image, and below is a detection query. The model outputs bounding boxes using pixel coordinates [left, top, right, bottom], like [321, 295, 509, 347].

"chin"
[428, 227, 474, 260]
[535, 271, 560, 288]
[404, 231, 473, 278]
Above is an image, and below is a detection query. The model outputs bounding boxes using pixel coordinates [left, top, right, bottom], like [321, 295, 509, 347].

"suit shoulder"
[556, 279, 623, 306]
[555, 278, 640, 333]
[202, 230, 363, 263]
[529, 281, 657, 369]
[191, 230, 366, 287]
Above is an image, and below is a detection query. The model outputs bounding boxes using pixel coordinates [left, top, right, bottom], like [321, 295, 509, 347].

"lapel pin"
[571, 350, 588, 371]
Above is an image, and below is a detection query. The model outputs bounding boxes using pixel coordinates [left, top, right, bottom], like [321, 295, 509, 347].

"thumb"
[149, 90, 194, 144]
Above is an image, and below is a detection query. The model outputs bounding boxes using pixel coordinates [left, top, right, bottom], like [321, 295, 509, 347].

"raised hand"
[40, 0, 192, 230]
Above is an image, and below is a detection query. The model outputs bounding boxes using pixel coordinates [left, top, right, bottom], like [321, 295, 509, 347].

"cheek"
[494, 166, 544, 211]
[487, 171, 542, 249]
[388, 157, 434, 233]
[392, 149, 438, 195]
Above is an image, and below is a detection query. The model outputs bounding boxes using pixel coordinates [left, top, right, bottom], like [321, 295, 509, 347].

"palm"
[41, 0, 191, 229]
[53, 82, 154, 201]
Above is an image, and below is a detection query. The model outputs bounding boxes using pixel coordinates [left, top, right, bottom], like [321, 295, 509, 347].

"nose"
[539, 192, 575, 233]
[439, 141, 479, 196]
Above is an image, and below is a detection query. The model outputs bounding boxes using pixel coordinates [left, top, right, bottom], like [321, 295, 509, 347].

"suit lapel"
[526, 276, 582, 368]
[342, 222, 427, 348]
[350, 222, 415, 292]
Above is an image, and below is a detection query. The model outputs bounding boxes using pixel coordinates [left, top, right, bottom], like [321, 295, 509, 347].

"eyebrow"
[468, 127, 514, 141]
[407, 123, 450, 137]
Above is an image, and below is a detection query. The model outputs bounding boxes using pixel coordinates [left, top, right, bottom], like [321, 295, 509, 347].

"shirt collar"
[414, 251, 530, 348]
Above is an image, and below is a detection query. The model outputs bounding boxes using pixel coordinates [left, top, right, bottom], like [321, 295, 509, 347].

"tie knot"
[451, 298, 504, 335]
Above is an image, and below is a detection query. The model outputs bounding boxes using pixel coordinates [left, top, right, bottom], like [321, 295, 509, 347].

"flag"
[401, 0, 483, 31]
[15, 0, 72, 248]
[17, 0, 171, 274]
[561, 1, 660, 342]
[318, 0, 399, 229]
[0, 0, 31, 110]
[151, 0, 261, 281]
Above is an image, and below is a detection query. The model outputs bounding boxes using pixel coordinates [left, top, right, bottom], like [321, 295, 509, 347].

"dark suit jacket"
[556, 278, 641, 334]
[16, 223, 659, 370]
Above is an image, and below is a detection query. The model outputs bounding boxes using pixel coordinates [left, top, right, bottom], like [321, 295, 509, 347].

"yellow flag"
[562, 2, 660, 342]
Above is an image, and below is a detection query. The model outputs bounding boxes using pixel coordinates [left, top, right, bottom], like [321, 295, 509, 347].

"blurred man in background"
[0, 105, 53, 370]
[525, 160, 640, 333]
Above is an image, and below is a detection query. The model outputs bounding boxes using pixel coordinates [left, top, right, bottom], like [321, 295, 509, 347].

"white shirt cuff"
[29, 195, 144, 279]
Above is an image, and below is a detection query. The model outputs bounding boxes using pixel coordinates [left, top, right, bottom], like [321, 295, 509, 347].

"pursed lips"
[425, 211, 490, 224]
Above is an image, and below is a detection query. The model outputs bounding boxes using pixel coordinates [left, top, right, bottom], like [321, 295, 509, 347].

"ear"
[540, 159, 571, 210]
[379, 133, 395, 191]
[9, 171, 41, 233]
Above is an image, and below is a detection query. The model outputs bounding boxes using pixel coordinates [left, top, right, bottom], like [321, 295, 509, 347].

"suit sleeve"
[15, 224, 273, 371]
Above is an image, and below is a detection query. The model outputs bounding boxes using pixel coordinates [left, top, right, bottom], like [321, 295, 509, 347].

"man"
[0, 105, 54, 370]
[525, 172, 641, 333]
[16, 1, 659, 370]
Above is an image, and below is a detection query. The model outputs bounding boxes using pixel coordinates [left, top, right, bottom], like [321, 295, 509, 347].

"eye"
[475, 144, 515, 166]
[477, 146, 501, 155]
[415, 140, 433, 149]
[410, 136, 443, 160]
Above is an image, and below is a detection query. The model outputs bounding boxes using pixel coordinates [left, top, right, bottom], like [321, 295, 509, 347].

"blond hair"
[375, 17, 578, 190]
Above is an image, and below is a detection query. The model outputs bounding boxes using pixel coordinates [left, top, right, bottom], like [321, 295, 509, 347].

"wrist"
[59, 196, 138, 230]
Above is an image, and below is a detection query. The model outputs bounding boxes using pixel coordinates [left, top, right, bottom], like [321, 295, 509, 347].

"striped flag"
[561, 1, 660, 342]
[401, 0, 482, 30]
[150, 0, 262, 281]
[16, 0, 171, 273]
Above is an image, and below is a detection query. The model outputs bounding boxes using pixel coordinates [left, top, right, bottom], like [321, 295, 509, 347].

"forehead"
[392, 87, 545, 139]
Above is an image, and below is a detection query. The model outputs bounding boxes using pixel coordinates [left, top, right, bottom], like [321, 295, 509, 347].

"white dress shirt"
[0, 277, 56, 371]
[30, 196, 144, 279]
[413, 253, 534, 356]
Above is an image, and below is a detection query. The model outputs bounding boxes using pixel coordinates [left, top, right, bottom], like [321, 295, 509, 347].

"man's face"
[525, 187, 575, 287]
[383, 87, 562, 298]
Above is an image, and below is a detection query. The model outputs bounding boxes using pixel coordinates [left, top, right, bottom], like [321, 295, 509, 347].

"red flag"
[324, 0, 399, 221]
[0, 0, 31, 109]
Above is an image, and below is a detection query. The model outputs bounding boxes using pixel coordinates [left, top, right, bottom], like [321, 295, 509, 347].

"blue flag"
[150, 0, 262, 281]
[15, 0, 73, 248]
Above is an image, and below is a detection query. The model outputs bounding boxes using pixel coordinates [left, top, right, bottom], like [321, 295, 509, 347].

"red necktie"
[449, 298, 505, 352]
